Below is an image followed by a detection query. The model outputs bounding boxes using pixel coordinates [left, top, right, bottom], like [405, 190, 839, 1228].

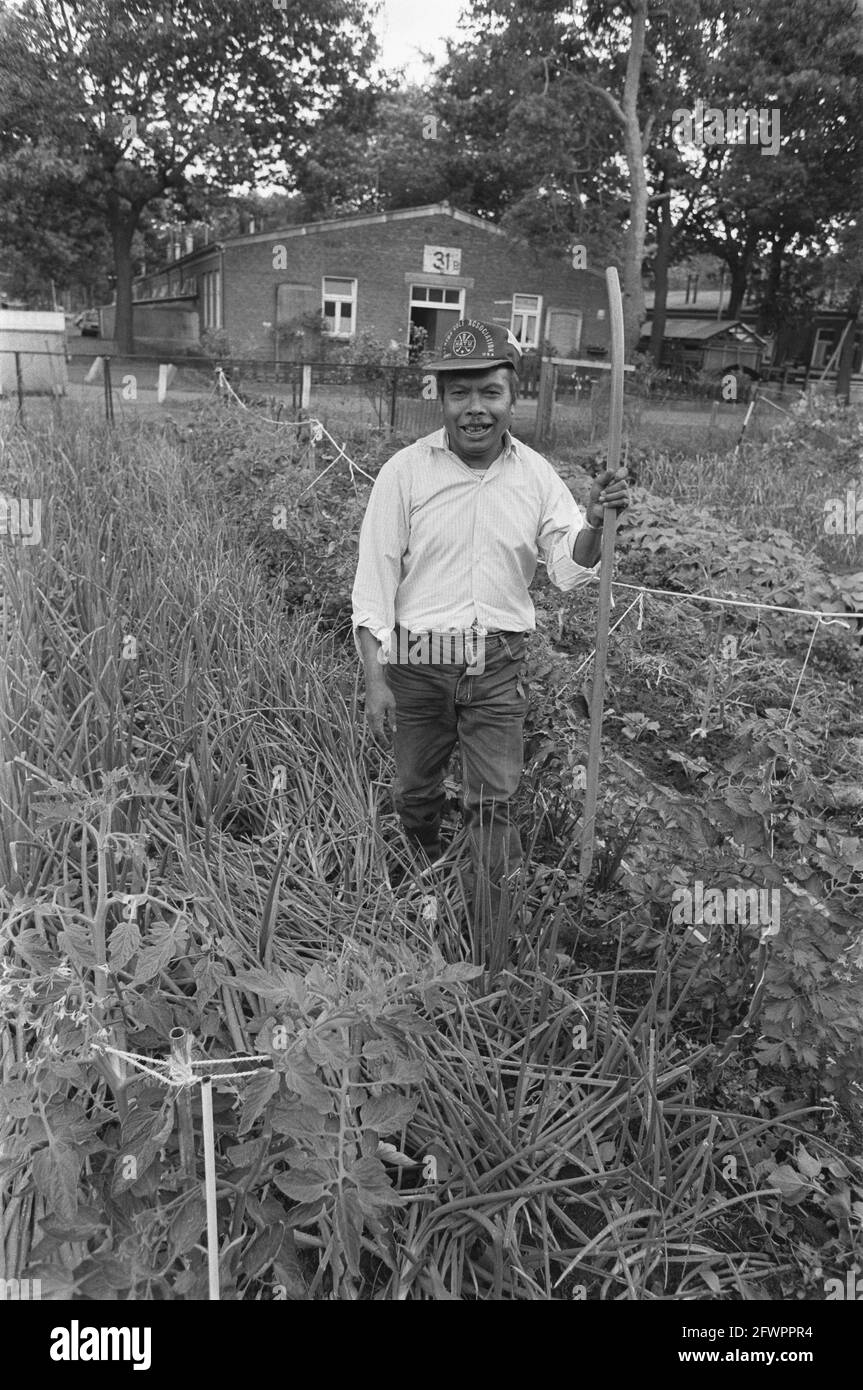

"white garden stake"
[200, 1077, 220, 1300]
[578, 265, 625, 884]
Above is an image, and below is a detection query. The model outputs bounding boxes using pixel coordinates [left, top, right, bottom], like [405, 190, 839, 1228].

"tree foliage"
[0, 0, 381, 347]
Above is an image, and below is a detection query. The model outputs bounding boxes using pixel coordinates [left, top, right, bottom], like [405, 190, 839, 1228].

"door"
[408, 284, 465, 357]
[545, 309, 583, 357]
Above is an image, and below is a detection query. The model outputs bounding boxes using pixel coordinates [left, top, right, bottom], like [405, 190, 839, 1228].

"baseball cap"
[426, 318, 523, 373]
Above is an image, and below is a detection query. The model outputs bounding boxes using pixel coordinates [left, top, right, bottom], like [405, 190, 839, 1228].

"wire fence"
[1, 344, 855, 453]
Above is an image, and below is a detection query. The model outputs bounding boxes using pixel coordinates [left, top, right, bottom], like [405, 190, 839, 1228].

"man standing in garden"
[352, 317, 629, 936]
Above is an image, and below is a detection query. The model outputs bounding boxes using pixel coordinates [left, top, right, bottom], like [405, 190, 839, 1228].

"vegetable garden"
[1, 392, 861, 1300]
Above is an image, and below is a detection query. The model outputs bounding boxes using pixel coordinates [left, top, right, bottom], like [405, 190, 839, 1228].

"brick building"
[131, 202, 611, 361]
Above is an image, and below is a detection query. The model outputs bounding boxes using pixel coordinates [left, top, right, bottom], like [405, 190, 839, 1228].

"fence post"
[103, 356, 115, 425]
[14, 351, 24, 420]
[389, 366, 399, 433]
[536, 358, 556, 444]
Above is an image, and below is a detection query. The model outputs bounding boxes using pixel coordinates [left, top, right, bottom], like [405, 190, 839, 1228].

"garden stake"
[697, 608, 726, 735]
[732, 383, 758, 458]
[200, 1076, 220, 1299]
[577, 265, 624, 885]
[170, 1027, 196, 1179]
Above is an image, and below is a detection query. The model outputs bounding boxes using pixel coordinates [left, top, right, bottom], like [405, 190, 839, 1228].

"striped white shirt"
[352, 428, 598, 661]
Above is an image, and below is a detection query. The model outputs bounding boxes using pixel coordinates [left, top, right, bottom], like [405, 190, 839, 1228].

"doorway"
[408, 284, 465, 359]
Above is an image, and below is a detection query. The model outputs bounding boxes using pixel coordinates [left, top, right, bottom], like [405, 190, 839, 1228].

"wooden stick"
[200, 1077, 220, 1300]
[578, 266, 624, 884]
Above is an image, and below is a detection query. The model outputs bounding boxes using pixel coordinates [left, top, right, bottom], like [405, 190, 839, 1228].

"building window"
[322, 277, 356, 336]
[410, 285, 462, 308]
[811, 326, 863, 373]
[201, 270, 222, 329]
[511, 294, 542, 348]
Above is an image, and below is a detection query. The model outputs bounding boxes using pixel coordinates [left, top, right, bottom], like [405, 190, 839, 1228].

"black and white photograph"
[0, 0, 861, 1343]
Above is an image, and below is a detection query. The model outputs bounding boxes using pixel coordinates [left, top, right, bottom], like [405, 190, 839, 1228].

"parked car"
[75, 310, 100, 337]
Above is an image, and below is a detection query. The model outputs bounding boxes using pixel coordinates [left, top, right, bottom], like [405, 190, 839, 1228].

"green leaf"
[113, 1099, 174, 1194]
[283, 1198, 327, 1230]
[304, 1028, 352, 1069]
[335, 1189, 362, 1276]
[280, 1057, 332, 1112]
[361, 1091, 417, 1135]
[698, 1266, 722, 1294]
[226, 1136, 268, 1170]
[767, 1162, 810, 1202]
[0, 1080, 33, 1119]
[169, 1196, 207, 1258]
[349, 1154, 402, 1213]
[244, 1223, 285, 1279]
[131, 922, 182, 985]
[108, 917, 141, 968]
[57, 919, 97, 968]
[380, 1057, 425, 1085]
[237, 1070, 280, 1135]
[270, 1102, 330, 1138]
[377, 1142, 420, 1168]
[31, 1141, 81, 1223]
[230, 966, 303, 1002]
[273, 1170, 330, 1203]
[795, 1143, 823, 1180]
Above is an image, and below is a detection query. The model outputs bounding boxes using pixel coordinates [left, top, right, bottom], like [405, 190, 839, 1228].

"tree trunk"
[835, 282, 861, 403]
[722, 234, 755, 318]
[109, 199, 138, 355]
[757, 236, 787, 335]
[650, 189, 672, 366]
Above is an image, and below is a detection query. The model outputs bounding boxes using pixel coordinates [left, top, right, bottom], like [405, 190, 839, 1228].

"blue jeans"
[385, 627, 529, 883]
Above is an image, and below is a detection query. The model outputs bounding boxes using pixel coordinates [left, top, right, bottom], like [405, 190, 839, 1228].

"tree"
[433, 0, 658, 354]
[0, 0, 380, 351]
[682, 0, 862, 324]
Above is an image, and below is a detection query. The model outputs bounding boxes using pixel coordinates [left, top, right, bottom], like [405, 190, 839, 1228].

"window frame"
[511, 293, 543, 349]
[201, 270, 222, 329]
[321, 276, 357, 338]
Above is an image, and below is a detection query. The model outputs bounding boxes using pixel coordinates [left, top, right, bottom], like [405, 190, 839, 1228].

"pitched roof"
[222, 202, 507, 248]
[649, 319, 766, 343]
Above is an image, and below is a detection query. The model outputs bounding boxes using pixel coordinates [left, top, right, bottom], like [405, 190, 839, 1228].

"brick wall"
[217, 210, 610, 359]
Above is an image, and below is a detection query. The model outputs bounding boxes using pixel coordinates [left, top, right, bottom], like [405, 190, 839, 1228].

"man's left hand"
[587, 468, 631, 527]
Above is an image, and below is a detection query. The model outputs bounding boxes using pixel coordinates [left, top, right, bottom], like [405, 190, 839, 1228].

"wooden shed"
[641, 319, 766, 378]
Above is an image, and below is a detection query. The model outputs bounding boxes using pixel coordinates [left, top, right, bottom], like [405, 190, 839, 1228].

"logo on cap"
[452, 330, 477, 356]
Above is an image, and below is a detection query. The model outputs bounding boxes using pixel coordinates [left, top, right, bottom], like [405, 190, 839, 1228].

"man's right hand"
[365, 678, 398, 748]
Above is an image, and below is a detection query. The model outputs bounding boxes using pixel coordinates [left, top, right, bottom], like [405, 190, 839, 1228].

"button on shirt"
[351, 428, 600, 661]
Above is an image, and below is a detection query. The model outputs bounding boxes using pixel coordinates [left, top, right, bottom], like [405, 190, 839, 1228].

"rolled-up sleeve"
[536, 472, 600, 591]
[351, 457, 411, 661]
